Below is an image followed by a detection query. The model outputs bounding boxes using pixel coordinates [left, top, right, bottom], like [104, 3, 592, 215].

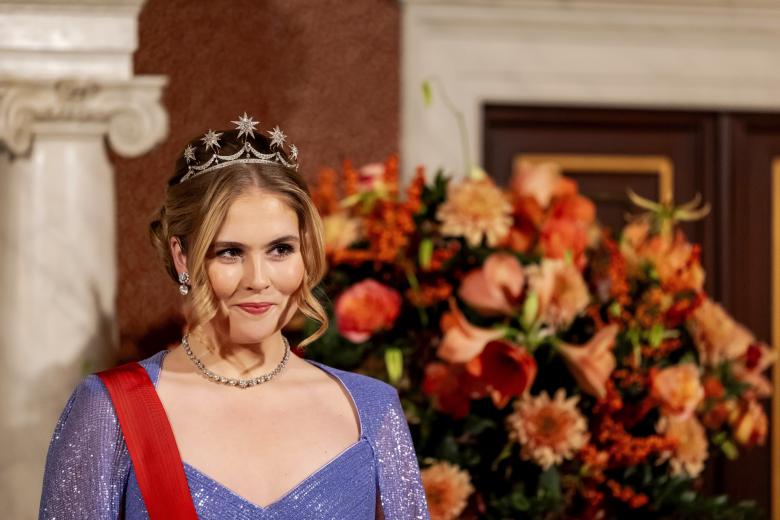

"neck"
[184, 324, 288, 379]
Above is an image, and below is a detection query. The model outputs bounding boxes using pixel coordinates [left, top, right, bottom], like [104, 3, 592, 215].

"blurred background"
[2, 0, 780, 518]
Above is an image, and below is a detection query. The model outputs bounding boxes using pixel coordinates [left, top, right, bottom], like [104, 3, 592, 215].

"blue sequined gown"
[39, 350, 431, 519]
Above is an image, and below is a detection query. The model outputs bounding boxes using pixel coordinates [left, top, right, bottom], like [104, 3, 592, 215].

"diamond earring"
[178, 272, 191, 296]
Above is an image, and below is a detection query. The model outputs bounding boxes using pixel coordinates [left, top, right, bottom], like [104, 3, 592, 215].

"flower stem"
[422, 77, 472, 176]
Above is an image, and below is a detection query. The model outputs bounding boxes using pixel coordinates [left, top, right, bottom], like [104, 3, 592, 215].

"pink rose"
[335, 279, 401, 343]
[651, 363, 704, 419]
[558, 324, 619, 399]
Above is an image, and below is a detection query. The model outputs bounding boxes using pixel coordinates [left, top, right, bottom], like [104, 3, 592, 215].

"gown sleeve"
[373, 385, 430, 520]
[38, 374, 131, 520]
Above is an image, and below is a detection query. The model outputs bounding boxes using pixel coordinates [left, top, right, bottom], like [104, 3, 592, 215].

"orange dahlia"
[506, 389, 589, 469]
[421, 461, 474, 520]
[436, 178, 512, 247]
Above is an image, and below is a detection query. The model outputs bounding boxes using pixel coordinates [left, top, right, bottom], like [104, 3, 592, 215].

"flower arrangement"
[302, 154, 773, 519]
[303, 156, 773, 519]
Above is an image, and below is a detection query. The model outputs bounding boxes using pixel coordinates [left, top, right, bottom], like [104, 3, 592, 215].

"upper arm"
[372, 384, 430, 520]
[38, 375, 130, 520]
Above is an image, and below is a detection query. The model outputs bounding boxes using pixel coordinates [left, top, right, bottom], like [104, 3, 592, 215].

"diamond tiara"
[178, 112, 299, 184]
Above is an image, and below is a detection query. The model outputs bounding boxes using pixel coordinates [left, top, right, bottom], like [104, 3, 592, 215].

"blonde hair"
[150, 131, 328, 350]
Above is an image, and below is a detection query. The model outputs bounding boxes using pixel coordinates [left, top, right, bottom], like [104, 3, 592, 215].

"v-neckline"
[147, 349, 368, 512]
[182, 438, 369, 511]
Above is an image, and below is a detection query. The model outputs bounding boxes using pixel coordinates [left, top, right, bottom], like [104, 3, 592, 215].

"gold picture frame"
[512, 154, 675, 205]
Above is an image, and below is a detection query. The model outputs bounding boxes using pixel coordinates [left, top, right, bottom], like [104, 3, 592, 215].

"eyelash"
[216, 244, 295, 260]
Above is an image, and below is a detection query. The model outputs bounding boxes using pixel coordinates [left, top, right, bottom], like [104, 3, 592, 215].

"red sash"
[98, 362, 199, 519]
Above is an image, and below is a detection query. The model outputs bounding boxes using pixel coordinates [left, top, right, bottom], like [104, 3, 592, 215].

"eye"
[216, 247, 242, 260]
[270, 243, 295, 258]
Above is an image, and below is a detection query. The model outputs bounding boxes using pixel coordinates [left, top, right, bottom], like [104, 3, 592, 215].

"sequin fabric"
[39, 350, 430, 519]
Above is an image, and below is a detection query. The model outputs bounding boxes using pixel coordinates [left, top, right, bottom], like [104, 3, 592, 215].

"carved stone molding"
[401, 0, 780, 179]
[0, 76, 167, 157]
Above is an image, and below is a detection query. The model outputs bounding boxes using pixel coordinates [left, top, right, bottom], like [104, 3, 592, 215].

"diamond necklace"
[181, 334, 291, 389]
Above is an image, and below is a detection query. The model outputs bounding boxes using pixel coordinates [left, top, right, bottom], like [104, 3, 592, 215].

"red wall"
[111, 0, 400, 354]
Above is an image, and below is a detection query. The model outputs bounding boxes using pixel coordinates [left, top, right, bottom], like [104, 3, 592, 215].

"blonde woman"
[38, 115, 430, 519]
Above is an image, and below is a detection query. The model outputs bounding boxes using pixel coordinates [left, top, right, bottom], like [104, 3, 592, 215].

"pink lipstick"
[237, 303, 274, 315]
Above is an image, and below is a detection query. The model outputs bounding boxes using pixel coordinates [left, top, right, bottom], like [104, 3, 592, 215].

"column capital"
[0, 76, 167, 157]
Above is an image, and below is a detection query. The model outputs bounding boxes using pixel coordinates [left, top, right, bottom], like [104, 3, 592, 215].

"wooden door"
[483, 105, 780, 516]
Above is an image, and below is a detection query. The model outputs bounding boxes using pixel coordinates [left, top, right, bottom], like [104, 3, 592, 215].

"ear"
[169, 236, 189, 275]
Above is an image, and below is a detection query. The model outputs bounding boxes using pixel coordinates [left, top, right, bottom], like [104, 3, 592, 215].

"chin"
[227, 321, 279, 344]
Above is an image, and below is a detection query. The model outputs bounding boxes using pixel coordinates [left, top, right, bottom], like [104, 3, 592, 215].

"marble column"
[0, 2, 167, 517]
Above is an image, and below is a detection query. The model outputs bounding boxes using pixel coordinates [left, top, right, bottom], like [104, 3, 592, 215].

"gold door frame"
[513, 154, 674, 205]
[772, 158, 780, 520]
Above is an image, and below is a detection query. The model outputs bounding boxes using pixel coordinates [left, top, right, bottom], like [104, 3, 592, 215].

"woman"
[38, 114, 430, 519]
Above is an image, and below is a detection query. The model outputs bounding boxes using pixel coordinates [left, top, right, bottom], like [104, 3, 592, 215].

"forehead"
[216, 188, 299, 240]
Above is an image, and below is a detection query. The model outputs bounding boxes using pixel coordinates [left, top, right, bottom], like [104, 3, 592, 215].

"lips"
[237, 303, 274, 315]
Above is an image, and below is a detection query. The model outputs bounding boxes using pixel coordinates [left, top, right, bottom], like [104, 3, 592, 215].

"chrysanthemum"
[656, 415, 708, 477]
[506, 389, 589, 469]
[436, 178, 512, 247]
[421, 461, 474, 520]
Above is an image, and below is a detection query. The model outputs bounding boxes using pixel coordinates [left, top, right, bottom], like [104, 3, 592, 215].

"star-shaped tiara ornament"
[201, 129, 223, 151]
[268, 126, 287, 149]
[178, 113, 299, 184]
[232, 112, 259, 141]
[183, 144, 196, 164]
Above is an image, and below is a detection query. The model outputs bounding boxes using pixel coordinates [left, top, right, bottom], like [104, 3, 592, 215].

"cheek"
[206, 263, 243, 299]
[269, 256, 305, 294]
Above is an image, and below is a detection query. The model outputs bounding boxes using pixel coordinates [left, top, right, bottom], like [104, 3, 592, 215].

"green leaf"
[511, 491, 530, 511]
[418, 238, 433, 270]
[608, 301, 622, 317]
[384, 347, 403, 384]
[491, 441, 513, 471]
[463, 415, 496, 435]
[538, 466, 561, 500]
[437, 434, 460, 461]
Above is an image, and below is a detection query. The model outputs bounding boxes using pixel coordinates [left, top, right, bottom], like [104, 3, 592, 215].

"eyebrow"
[212, 235, 300, 249]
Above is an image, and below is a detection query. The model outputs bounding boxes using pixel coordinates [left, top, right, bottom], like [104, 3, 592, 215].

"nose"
[244, 252, 271, 291]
